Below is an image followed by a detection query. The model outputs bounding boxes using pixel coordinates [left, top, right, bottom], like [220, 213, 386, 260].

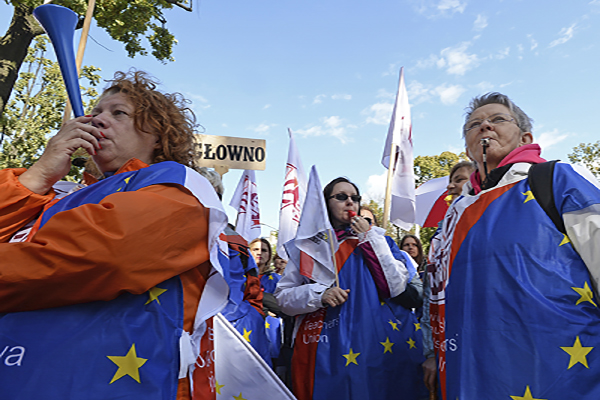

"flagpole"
[327, 228, 340, 288]
[382, 141, 397, 230]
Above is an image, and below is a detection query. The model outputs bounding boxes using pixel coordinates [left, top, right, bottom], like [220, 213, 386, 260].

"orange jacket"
[0, 159, 215, 399]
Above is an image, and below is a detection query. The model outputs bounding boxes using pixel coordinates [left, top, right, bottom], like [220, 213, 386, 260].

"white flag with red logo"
[285, 166, 338, 286]
[277, 129, 307, 260]
[191, 314, 296, 399]
[229, 170, 261, 241]
[381, 67, 416, 230]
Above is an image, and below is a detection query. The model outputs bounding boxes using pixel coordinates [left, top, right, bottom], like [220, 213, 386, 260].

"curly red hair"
[102, 70, 197, 167]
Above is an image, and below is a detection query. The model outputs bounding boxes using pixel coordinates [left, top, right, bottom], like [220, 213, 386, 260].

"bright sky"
[2, 0, 600, 236]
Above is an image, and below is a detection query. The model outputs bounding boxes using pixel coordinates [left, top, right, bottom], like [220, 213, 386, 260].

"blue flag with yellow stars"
[0, 277, 182, 399]
[442, 163, 600, 400]
[292, 238, 428, 400]
[0, 162, 201, 399]
[260, 270, 281, 293]
[219, 243, 273, 366]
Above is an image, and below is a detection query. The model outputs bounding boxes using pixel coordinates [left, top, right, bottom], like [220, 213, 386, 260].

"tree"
[413, 150, 467, 186]
[0, 35, 101, 180]
[568, 141, 600, 177]
[1, 0, 186, 114]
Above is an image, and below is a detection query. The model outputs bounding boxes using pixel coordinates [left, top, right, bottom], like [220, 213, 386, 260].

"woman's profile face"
[90, 92, 159, 172]
[359, 209, 375, 226]
[328, 182, 360, 229]
[250, 241, 270, 267]
[273, 258, 287, 274]
[447, 167, 472, 197]
[402, 237, 420, 260]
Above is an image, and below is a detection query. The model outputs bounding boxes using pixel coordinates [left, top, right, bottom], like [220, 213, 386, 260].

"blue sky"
[2, 0, 600, 236]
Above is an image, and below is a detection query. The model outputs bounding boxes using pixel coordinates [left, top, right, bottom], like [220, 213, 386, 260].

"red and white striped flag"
[285, 166, 338, 285]
[415, 176, 450, 228]
[276, 129, 307, 260]
[229, 170, 261, 241]
[381, 67, 416, 230]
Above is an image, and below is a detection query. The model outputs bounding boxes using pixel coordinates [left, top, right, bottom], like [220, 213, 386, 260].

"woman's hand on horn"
[19, 115, 103, 194]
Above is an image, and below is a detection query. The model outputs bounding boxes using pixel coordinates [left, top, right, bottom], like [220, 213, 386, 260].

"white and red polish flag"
[381, 67, 416, 230]
[285, 166, 338, 285]
[276, 129, 308, 260]
[415, 176, 450, 228]
[229, 170, 261, 242]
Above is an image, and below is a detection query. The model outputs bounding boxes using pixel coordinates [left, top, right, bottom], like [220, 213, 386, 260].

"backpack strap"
[528, 160, 566, 234]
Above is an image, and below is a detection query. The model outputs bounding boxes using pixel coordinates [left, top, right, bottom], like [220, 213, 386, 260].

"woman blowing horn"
[0, 70, 227, 400]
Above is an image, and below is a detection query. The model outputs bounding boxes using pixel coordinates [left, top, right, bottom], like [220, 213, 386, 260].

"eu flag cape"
[433, 162, 600, 400]
[292, 237, 427, 400]
[218, 238, 272, 366]
[0, 162, 225, 400]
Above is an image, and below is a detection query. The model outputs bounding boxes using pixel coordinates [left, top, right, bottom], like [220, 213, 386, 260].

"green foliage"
[7, 0, 180, 63]
[86, 0, 177, 63]
[413, 150, 467, 186]
[568, 141, 600, 177]
[0, 36, 101, 180]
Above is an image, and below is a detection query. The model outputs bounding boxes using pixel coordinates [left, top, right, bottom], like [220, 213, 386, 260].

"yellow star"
[265, 320, 271, 329]
[406, 337, 416, 349]
[343, 348, 360, 366]
[561, 336, 594, 369]
[215, 380, 224, 395]
[522, 191, 535, 203]
[145, 286, 168, 305]
[572, 282, 597, 307]
[510, 385, 546, 400]
[388, 320, 399, 331]
[107, 343, 147, 384]
[233, 393, 247, 400]
[380, 301, 385, 306]
[414, 323, 421, 331]
[268, 275, 274, 280]
[242, 328, 252, 342]
[380, 337, 394, 354]
[124, 176, 131, 184]
[559, 234, 571, 246]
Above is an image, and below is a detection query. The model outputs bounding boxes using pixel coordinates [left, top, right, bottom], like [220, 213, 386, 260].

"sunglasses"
[364, 217, 373, 225]
[329, 193, 361, 203]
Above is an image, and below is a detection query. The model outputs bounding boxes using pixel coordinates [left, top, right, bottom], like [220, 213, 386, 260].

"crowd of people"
[0, 69, 599, 400]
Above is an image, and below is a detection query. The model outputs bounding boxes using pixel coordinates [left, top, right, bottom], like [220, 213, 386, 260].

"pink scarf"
[469, 144, 546, 194]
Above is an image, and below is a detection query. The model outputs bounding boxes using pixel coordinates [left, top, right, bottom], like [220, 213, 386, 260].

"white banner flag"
[276, 129, 307, 260]
[382, 67, 416, 230]
[214, 313, 296, 399]
[229, 170, 261, 241]
[285, 166, 338, 286]
[191, 313, 296, 399]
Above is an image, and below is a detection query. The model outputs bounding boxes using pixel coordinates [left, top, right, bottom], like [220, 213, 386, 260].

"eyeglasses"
[329, 193, 361, 203]
[464, 113, 517, 133]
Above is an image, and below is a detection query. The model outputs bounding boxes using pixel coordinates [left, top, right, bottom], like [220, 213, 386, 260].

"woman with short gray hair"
[430, 92, 600, 399]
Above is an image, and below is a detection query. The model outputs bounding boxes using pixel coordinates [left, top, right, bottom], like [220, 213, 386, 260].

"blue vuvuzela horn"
[33, 4, 85, 118]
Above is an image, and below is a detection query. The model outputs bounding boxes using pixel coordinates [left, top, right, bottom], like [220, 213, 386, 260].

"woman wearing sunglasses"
[275, 177, 428, 400]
